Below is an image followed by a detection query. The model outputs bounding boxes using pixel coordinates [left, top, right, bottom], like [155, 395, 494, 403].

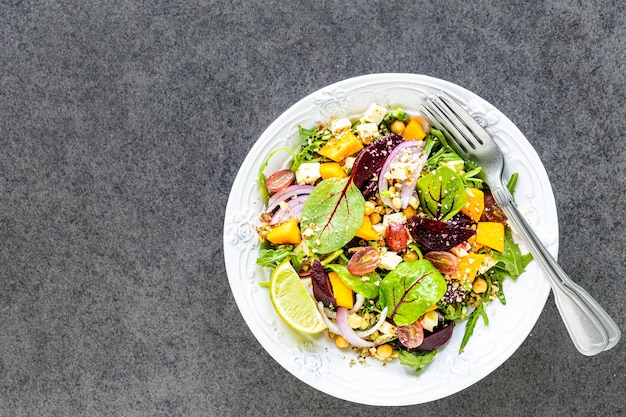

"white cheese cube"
[331, 117, 352, 135]
[383, 212, 408, 227]
[378, 321, 397, 340]
[420, 310, 439, 332]
[356, 122, 380, 144]
[343, 156, 356, 172]
[372, 222, 387, 237]
[362, 103, 387, 125]
[478, 254, 498, 274]
[295, 162, 321, 185]
[379, 251, 403, 270]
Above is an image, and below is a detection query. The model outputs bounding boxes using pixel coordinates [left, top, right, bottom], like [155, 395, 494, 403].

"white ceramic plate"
[223, 73, 558, 405]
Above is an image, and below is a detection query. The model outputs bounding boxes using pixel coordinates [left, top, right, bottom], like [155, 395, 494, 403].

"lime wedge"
[270, 259, 327, 334]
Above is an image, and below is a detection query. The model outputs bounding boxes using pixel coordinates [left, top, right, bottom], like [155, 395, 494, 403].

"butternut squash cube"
[319, 162, 347, 179]
[266, 218, 302, 245]
[355, 215, 379, 241]
[461, 187, 485, 222]
[476, 222, 505, 252]
[318, 131, 363, 163]
[401, 118, 426, 141]
[451, 253, 486, 283]
[328, 271, 354, 309]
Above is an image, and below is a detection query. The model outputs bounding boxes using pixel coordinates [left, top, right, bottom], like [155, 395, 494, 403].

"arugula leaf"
[300, 177, 365, 254]
[325, 264, 379, 299]
[256, 247, 294, 267]
[293, 125, 331, 170]
[416, 165, 467, 221]
[506, 172, 519, 195]
[487, 268, 507, 305]
[490, 228, 533, 280]
[379, 260, 447, 326]
[399, 350, 437, 374]
[459, 302, 488, 352]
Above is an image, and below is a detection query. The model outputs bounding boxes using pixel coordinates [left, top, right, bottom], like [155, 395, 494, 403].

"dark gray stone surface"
[1, 1, 624, 416]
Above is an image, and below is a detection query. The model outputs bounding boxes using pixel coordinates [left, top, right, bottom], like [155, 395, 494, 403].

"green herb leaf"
[325, 264, 379, 299]
[490, 228, 533, 280]
[506, 172, 519, 195]
[256, 247, 294, 268]
[293, 125, 330, 170]
[379, 260, 447, 326]
[459, 302, 488, 352]
[300, 177, 365, 254]
[399, 350, 437, 374]
[416, 165, 467, 221]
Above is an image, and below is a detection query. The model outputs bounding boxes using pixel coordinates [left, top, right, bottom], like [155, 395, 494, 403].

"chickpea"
[390, 120, 405, 135]
[364, 200, 376, 216]
[376, 344, 394, 360]
[369, 212, 382, 225]
[472, 277, 488, 294]
[402, 205, 416, 218]
[403, 250, 419, 262]
[335, 336, 349, 349]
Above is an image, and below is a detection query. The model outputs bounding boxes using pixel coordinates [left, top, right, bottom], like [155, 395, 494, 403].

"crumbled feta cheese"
[383, 212, 408, 227]
[295, 162, 321, 184]
[356, 122, 380, 144]
[379, 251, 403, 270]
[378, 321, 397, 340]
[343, 156, 356, 173]
[420, 310, 439, 332]
[361, 103, 387, 125]
[372, 222, 387, 237]
[450, 241, 471, 257]
[331, 117, 352, 135]
[478, 254, 498, 274]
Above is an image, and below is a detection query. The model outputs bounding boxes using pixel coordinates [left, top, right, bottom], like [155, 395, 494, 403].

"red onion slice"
[269, 194, 308, 225]
[266, 184, 314, 213]
[335, 307, 376, 348]
[317, 302, 340, 334]
[400, 152, 427, 209]
[378, 141, 425, 210]
[355, 306, 388, 338]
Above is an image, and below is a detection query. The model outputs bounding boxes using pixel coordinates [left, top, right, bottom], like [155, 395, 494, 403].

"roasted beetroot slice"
[407, 216, 476, 251]
[310, 259, 336, 307]
[448, 212, 474, 227]
[350, 133, 404, 189]
[481, 195, 508, 223]
[416, 320, 454, 351]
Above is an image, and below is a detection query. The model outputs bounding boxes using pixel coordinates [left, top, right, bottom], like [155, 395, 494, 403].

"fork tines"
[420, 93, 491, 156]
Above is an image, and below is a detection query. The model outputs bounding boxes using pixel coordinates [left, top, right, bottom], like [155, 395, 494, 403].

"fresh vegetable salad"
[256, 102, 532, 374]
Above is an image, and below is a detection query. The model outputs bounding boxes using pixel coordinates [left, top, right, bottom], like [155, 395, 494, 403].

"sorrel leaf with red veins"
[379, 260, 446, 326]
[300, 177, 365, 254]
[416, 165, 467, 221]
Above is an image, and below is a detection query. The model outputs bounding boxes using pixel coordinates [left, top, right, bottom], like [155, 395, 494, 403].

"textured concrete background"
[1, 1, 624, 416]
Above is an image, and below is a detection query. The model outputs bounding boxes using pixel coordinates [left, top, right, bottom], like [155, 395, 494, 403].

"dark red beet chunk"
[407, 216, 476, 251]
[350, 134, 404, 189]
[481, 195, 508, 223]
[415, 320, 454, 351]
[310, 259, 336, 307]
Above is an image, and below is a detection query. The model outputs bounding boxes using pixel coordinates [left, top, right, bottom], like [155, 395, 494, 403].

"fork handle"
[492, 187, 621, 356]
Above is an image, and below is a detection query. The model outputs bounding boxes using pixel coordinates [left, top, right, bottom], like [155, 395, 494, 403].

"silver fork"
[420, 93, 620, 356]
